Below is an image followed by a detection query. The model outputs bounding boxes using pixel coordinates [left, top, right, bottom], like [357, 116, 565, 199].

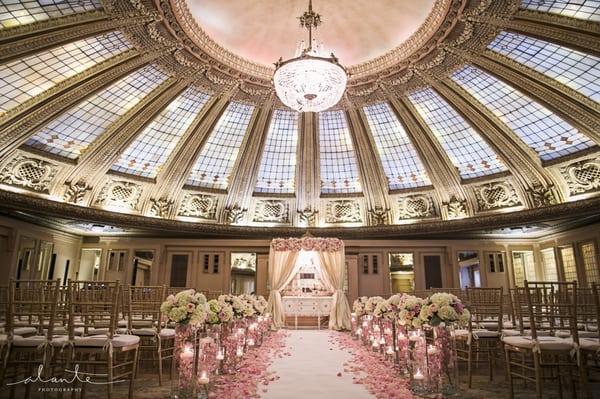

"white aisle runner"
[262, 330, 374, 399]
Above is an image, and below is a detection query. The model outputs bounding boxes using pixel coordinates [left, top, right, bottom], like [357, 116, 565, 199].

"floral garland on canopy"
[271, 236, 344, 252]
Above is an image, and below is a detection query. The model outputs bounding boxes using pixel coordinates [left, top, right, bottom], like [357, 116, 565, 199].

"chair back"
[128, 286, 166, 331]
[511, 287, 529, 335]
[524, 280, 578, 341]
[591, 284, 600, 340]
[0, 285, 8, 329]
[67, 280, 120, 339]
[466, 287, 503, 331]
[577, 288, 596, 334]
[8, 279, 61, 338]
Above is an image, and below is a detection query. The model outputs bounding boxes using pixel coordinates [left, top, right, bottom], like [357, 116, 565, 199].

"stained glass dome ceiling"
[0, 0, 599, 237]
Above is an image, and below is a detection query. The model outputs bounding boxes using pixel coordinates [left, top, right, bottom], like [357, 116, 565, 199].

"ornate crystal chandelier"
[273, 0, 347, 113]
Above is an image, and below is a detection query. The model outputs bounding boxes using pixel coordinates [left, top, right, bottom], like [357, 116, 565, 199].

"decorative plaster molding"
[177, 193, 218, 220]
[0, 154, 57, 193]
[253, 200, 290, 224]
[325, 200, 363, 224]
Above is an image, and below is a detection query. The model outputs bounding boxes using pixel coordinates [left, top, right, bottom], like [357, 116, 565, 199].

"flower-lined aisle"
[330, 331, 414, 399]
[211, 329, 290, 399]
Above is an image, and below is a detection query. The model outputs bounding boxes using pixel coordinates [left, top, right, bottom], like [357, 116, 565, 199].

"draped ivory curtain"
[266, 250, 300, 328]
[266, 237, 351, 330]
[318, 249, 352, 330]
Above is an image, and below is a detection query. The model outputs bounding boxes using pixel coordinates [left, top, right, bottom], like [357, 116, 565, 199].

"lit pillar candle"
[198, 370, 209, 385]
[386, 346, 394, 355]
[379, 336, 386, 345]
[413, 369, 425, 380]
[247, 338, 255, 347]
[427, 344, 438, 355]
[236, 347, 244, 357]
[181, 344, 194, 361]
[356, 327, 362, 336]
[216, 348, 224, 360]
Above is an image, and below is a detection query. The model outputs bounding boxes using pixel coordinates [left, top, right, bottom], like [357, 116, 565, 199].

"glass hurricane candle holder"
[172, 324, 199, 399]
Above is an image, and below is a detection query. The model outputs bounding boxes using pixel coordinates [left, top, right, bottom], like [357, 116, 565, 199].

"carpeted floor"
[262, 329, 373, 399]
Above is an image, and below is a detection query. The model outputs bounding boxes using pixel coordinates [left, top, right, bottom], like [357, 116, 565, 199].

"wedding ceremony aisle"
[262, 330, 374, 399]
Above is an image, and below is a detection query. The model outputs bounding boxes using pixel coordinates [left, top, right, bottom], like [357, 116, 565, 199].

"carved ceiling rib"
[343, 101, 392, 226]
[295, 112, 320, 227]
[143, 86, 237, 217]
[0, 15, 152, 64]
[423, 74, 564, 207]
[480, 10, 600, 58]
[223, 95, 274, 213]
[0, 49, 160, 160]
[383, 86, 472, 219]
[52, 76, 191, 199]
[444, 46, 600, 145]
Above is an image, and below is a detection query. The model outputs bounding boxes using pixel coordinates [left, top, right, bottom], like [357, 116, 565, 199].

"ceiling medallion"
[273, 0, 347, 113]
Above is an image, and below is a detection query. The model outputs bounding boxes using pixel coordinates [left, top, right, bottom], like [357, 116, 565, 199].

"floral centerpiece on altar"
[353, 296, 369, 317]
[160, 289, 208, 326]
[419, 293, 470, 327]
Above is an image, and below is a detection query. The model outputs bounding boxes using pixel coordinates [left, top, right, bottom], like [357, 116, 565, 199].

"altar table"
[282, 296, 332, 329]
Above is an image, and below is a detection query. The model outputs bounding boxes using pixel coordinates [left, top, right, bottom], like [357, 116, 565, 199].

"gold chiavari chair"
[456, 287, 504, 388]
[0, 279, 64, 398]
[63, 280, 139, 399]
[579, 284, 600, 398]
[0, 285, 8, 360]
[128, 285, 174, 386]
[502, 281, 587, 399]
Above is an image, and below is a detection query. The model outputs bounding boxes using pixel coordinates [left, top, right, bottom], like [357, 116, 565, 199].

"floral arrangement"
[419, 292, 470, 327]
[240, 294, 268, 316]
[365, 296, 385, 316]
[353, 296, 369, 317]
[219, 294, 255, 319]
[206, 298, 234, 325]
[374, 294, 402, 320]
[271, 236, 343, 252]
[160, 289, 207, 327]
[396, 294, 425, 328]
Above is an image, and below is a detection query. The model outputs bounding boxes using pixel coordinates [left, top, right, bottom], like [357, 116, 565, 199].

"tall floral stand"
[172, 324, 201, 399]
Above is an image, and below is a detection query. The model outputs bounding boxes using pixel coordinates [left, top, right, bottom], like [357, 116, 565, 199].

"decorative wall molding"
[63, 181, 92, 204]
[223, 204, 247, 225]
[177, 193, 218, 220]
[561, 157, 600, 196]
[397, 194, 438, 220]
[149, 197, 174, 218]
[297, 207, 318, 227]
[94, 180, 142, 210]
[473, 181, 522, 211]
[325, 200, 363, 224]
[443, 195, 468, 220]
[253, 200, 290, 224]
[0, 154, 58, 193]
[367, 206, 391, 226]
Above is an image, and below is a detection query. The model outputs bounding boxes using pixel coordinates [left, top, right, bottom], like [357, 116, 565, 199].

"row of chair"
[0, 280, 222, 398]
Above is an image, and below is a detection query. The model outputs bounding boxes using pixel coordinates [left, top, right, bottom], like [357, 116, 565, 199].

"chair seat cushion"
[455, 329, 500, 339]
[14, 327, 37, 336]
[74, 334, 140, 348]
[12, 335, 68, 347]
[554, 330, 598, 339]
[580, 338, 600, 352]
[74, 327, 109, 336]
[502, 336, 574, 351]
[130, 327, 175, 338]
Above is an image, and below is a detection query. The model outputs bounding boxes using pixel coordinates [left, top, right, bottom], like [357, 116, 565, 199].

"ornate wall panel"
[0, 152, 58, 193]
[324, 199, 363, 224]
[94, 179, 143, 211]
[560, 156, 600, 196]
[252, 199, 291, 224]
[395, 193, 439, 221]
[176, 192, 219, 220]
[472, 180, 523, 211]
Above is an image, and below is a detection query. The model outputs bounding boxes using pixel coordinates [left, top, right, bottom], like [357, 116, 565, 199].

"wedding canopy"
[266, 236, 351, 330]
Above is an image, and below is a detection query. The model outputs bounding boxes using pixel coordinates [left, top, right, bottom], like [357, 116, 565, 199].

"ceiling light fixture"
[273, 0, 347, 113]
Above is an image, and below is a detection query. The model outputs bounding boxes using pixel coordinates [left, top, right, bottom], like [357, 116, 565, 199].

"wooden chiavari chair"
[63, 280, 139, 399]
[0, 279, 64, 398]
[579, 284, 600, 398]
[128, 285, 174, 385]
[456, 287, 504, 388]
[502, 281, 587, 399]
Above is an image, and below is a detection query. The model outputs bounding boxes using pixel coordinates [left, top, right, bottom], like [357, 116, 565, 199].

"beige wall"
[1, 215, 599, 296]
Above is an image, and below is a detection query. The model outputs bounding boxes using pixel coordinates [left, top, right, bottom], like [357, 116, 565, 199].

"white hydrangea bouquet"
[396, 294, 425, 328]
[240, 294, 268, 316]
[374, 294, 403, 320]
[206, 298, 234, 325]
[419, 292, 470, 327]
[365, 296, 385, 316]
[219, 294, 255, 319]
[353, 296, 368, 317]
[160, 289, 208, 327]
